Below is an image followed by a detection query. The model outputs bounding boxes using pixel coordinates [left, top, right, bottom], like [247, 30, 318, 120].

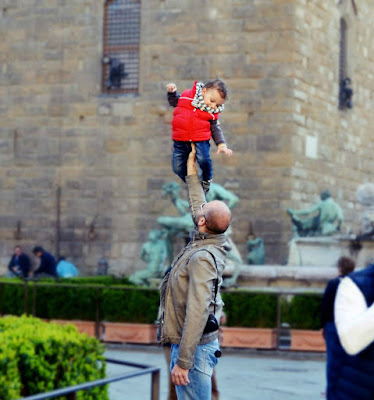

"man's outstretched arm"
[186, 144, 206, 221]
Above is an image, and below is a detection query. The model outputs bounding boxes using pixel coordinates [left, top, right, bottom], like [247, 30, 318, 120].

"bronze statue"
[157, 182, 194, 265]
[287, 190, 343, 237]
[129, 229, 167, 286]
[246, 234, 265, 265]
[206, 183, 242, 287]
[157, 180, 243, 287]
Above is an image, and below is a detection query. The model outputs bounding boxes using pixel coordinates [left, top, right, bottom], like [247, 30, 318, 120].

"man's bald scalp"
[204, 200, 232, 234]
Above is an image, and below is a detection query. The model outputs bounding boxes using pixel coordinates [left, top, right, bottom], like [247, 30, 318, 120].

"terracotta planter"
[102, 322, 157, 344]
[290, 329, 326, 352]
[50, 319, 97, 337]
[221, 327, 277, 349]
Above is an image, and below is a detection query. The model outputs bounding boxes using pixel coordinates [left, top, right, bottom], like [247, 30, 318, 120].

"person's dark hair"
[204, 79, 228, 100]
[337, 256, 355, 276]
[14, 245, 21, 250]
[33, 246, 44, 254]
[58, 256, 66, 262]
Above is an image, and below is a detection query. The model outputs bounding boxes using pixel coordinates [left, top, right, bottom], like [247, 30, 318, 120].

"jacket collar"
[191, 230, 227, 247]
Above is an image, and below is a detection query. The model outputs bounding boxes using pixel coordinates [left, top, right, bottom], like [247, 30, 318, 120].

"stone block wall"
[0, 0, 372, 275]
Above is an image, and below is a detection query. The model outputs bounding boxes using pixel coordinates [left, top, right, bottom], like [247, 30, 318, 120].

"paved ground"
[105, 345, 326, 400]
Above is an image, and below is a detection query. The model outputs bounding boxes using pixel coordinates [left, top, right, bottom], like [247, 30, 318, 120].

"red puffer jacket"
[172, 81, 220, 142]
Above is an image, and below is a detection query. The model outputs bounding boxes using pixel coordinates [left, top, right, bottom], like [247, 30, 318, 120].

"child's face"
[202, 88, 225, 110]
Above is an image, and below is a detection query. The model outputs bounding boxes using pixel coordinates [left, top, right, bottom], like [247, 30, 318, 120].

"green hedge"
[0, 279, 323, 329]
[285, 295, 322, 330]
[222, 292, 277, 328]
[0, 315, 108, 400]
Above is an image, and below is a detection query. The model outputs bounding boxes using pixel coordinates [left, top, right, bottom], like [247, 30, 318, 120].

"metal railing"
[16, 358, 160, 400]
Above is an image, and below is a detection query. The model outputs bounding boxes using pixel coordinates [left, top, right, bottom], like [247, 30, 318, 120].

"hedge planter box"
[103, 322, 158, 344]
[221, 327, 277, 349]
[290, 329, 326, 352]
[51, 320, 97, 338]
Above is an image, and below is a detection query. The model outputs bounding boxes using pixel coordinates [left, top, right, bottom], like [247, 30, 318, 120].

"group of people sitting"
[7, 245, 79, 279]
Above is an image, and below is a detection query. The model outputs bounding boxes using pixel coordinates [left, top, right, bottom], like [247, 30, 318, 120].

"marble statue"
[129, 229, 167, 286]
[287, 190, 344, 237]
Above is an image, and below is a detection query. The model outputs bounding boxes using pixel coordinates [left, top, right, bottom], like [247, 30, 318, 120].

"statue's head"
[148, 229, 161, 241]
[320, 190, 331, 200]
[162, 181, 180, 197]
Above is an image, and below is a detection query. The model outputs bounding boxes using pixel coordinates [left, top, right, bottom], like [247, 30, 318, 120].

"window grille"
[102, 0, 141, 94]
[338, 18, 353, 109]
[339, 18, 347, 83]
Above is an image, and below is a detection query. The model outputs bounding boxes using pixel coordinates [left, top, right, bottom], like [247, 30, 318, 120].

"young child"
[166, 79, 232, 192]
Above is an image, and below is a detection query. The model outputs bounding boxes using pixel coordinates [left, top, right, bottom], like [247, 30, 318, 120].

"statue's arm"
[174, 198, 189, 216]
[291, 202, 321, 216]
[186, 144, 205, 221]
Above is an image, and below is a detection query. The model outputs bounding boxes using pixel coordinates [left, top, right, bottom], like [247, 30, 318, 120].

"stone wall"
[0, 0, 372, 275]
[290, 1, 374, 232]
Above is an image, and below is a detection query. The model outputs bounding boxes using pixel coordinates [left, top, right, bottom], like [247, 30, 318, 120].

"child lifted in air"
[166, 79, 232, 193]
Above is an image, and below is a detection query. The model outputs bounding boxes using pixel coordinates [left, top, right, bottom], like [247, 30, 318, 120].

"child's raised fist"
[166, 83, 177, 93]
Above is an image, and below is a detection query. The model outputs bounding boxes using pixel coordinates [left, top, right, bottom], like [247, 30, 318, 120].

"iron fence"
[16, 358, 160, 400]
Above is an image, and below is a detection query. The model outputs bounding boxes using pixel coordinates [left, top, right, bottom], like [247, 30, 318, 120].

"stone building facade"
[0, 0, 372, 274]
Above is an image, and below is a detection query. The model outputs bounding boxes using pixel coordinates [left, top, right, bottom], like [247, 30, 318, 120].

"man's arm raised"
[186, 144, 206, 221]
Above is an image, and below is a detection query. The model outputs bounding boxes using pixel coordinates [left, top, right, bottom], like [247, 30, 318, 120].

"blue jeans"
[170, 339, 219, 400]
[172, 141, 213, 182]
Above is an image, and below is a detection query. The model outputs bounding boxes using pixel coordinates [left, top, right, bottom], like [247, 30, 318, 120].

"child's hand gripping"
[216, 144, 233, 156]
[166, 83, 177, 93]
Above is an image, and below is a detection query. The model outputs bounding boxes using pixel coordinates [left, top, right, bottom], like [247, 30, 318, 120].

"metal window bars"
[102, 0, 141, 94]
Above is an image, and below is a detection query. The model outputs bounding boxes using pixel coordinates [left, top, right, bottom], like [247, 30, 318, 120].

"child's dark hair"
[204, 79, 228, 100]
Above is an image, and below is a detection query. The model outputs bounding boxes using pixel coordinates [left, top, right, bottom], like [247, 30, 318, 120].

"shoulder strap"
[188, 249, 219, 313]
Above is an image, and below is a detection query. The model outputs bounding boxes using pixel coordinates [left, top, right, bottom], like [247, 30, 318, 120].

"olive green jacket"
[158, 175, 230, 370]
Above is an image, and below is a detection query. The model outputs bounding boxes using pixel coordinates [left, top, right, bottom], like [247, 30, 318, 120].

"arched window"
[102, 0, 141, 94]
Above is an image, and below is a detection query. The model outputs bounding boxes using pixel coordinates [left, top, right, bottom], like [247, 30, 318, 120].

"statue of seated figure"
[246, 235, 265, 265]
[129, 229, 167, 286]
[287, 190, 343, 237]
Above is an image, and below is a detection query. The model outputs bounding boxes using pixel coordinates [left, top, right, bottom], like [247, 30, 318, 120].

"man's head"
[14, 245, 22, 257]
[337, 256, 355, 277]
[202, 79, 228, 110]
[195, 200, 232, 234]
[33, 246, 44, 258]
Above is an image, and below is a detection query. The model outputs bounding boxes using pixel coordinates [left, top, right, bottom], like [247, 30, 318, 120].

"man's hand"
[216, 145, 233, 156]
[187, 143, 198, 176]
[171, 364, 190, 386]
[166, 83, 177, 93]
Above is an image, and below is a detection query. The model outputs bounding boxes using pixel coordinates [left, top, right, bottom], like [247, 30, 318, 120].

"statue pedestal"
[287, 237, 346, 267]
[287, 236, 374, 269]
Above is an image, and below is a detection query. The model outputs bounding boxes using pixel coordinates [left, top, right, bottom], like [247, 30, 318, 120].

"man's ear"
[202, 87, 207, 95]
[197, 217, 205, 227]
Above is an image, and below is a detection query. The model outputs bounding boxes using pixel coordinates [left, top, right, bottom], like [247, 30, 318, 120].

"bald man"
[158, 144, 231, 400]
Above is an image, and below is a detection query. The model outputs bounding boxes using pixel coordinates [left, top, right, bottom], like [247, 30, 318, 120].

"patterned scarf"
[191, 82, 224, 114]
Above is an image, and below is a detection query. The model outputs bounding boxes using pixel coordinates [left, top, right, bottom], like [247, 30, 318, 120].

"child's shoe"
[202, 180, 212, 195]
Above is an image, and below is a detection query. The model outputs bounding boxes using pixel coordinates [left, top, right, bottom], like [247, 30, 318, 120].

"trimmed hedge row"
[0, 278, 323, 329]
[0, 315, 108, 400]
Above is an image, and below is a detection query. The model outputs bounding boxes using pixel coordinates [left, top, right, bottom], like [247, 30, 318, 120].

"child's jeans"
[172, 140, 213, 182]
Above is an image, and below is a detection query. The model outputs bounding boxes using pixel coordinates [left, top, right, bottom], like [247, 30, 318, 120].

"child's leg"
[194, 141, 213, 182]
[172, 141, 192, 182]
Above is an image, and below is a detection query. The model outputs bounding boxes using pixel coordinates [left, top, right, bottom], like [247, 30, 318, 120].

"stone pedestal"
[287, 236, 374, 270]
